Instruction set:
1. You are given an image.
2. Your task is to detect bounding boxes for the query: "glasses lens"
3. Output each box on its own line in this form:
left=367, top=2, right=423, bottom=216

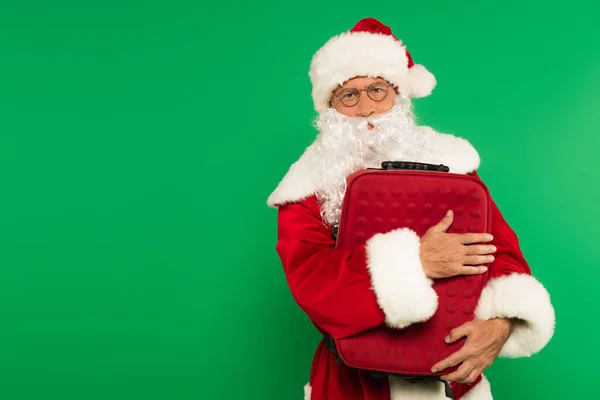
left=368, top=83, right=389, bottom=101
left=338, top=89, right=360, bottom=106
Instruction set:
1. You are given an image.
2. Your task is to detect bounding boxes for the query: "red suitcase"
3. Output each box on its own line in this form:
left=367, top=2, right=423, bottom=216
left=328, top=161, right=492, bottom=381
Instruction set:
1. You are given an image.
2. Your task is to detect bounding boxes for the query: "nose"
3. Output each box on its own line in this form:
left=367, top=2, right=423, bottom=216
left=357, top=96, right=376, bottom=117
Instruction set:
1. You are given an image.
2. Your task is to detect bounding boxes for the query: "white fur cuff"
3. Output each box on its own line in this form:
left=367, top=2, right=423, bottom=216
left=475, top=273, right=555, bottom=357
left=365, top=228, right=438, bottom=329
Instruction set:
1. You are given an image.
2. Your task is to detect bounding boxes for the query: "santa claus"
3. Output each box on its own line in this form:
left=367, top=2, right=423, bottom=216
left=266, top=17, right=555, bottom=400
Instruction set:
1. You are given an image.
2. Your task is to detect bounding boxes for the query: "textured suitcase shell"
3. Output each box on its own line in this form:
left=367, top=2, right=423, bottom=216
left=334, top=167, right=492, bottom=378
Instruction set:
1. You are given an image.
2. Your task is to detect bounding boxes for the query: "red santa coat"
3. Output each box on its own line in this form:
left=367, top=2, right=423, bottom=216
left=267, top=126, right=555, bottom=400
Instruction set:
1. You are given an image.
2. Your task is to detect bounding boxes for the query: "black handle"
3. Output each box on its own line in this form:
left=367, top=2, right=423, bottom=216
left=381, top=161, right=449, bottom=172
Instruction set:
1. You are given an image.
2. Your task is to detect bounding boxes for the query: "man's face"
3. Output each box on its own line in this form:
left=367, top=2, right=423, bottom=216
left=330, top=77, right=396, bottom=118
left=314, top=80, right=416, bottom=226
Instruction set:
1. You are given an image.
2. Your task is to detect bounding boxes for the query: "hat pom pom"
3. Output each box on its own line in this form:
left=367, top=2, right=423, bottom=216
left=407, top=64, right=437, bottom=98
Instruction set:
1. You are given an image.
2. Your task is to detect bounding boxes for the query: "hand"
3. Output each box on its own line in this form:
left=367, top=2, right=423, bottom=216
left=420, top=210, right=496, bottom=279
left=430, top=318, right=513, bottom=384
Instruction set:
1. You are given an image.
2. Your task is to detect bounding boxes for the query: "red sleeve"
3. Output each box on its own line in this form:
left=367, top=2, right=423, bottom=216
left=275, top=196, right=439, bottom=339
left=488, top=198, right=532, bottom=278
left=472, top=172, right=556, bottom=357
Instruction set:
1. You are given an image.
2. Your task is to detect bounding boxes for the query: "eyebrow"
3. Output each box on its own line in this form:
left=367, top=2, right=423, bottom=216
left=337, top=80, right=386, bottom=92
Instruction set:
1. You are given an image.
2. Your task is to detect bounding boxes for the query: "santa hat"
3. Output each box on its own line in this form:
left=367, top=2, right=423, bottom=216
left=309, top=17, right=437, bottom=113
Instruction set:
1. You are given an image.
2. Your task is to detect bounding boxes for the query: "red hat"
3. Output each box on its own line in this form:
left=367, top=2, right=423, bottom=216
left=309, top=17, right=436, bottom=113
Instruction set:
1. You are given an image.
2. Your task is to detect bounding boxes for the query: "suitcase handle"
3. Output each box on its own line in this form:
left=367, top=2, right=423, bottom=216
left=381, top=161, right=450, bottom=172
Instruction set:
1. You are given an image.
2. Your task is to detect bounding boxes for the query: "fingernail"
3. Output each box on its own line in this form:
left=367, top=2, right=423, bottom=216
left=481, top=267, right=488, bottom=273
left=491, top=246, right=497, bottom=252
left=431, top=368, right=438, bottom=373
left=447, top=210, right=452, bottom=217
left=488, top=256, right=495, bottom=262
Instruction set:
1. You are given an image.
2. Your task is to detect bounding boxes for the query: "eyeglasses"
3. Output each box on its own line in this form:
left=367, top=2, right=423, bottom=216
left=332, top=81, right=393, bottom=107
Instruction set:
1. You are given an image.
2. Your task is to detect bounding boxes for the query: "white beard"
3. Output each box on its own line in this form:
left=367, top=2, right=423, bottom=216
left=310, top=102, right=426, bottom=227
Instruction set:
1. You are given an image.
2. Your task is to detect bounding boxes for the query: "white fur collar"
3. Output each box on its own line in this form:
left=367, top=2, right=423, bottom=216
left=266, top=125, right=480, bottom=208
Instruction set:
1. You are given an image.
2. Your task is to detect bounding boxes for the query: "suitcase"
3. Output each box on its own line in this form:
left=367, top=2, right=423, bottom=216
left=328, top=161, right=492, bottom=385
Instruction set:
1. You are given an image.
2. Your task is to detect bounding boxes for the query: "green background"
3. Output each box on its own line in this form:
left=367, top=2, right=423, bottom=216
left=0, top=1, right=597, bottom=399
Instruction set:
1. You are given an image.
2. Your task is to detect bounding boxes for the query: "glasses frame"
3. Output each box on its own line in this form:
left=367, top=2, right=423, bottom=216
left=332, top=81, right=395, bottom=107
